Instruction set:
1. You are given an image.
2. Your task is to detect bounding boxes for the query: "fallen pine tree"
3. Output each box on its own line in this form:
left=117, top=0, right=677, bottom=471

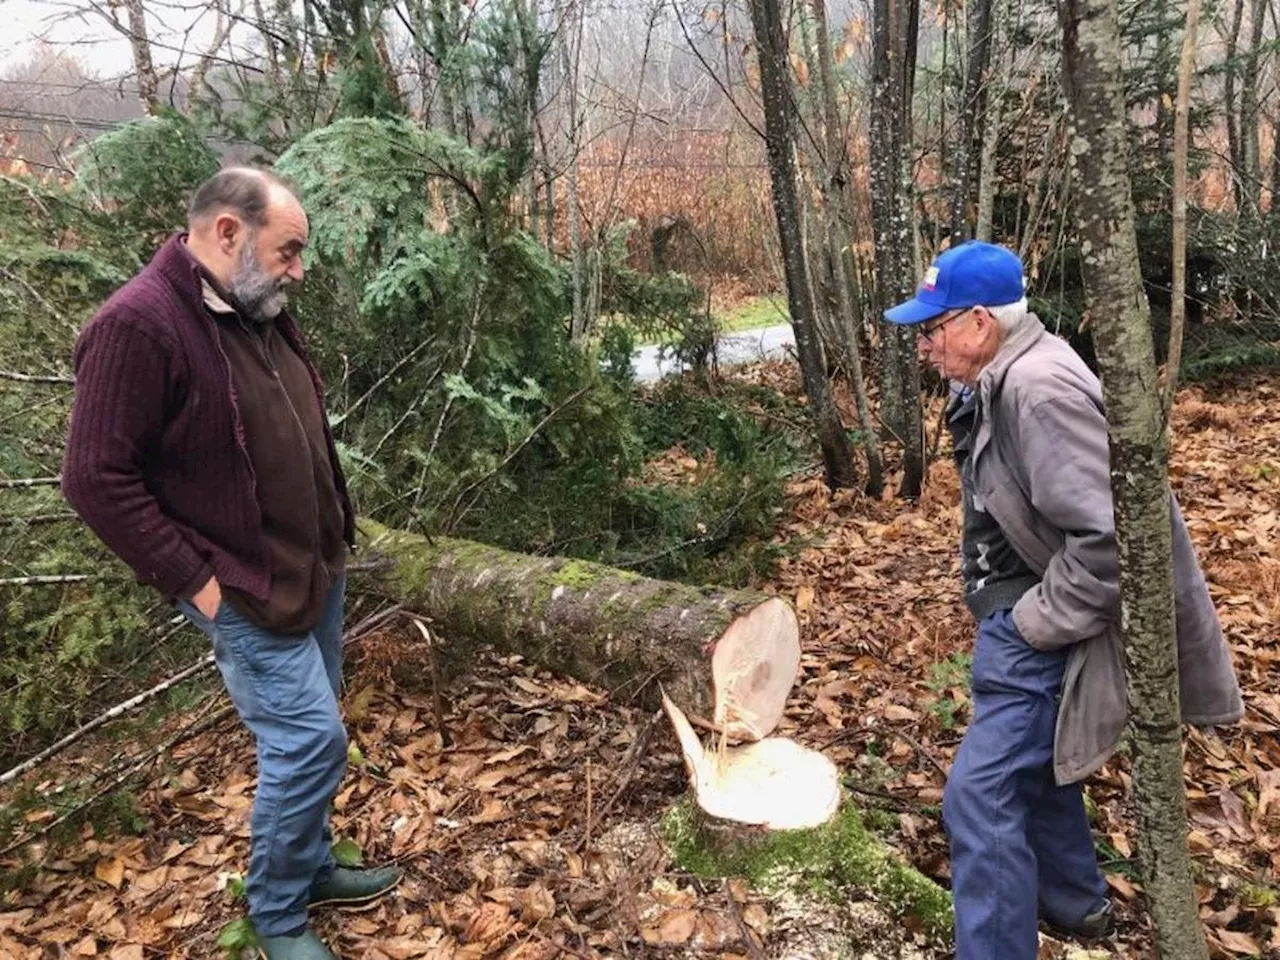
left=359, top=520, right=800, bottom=735
left=360, top=520, right=953, bottom=943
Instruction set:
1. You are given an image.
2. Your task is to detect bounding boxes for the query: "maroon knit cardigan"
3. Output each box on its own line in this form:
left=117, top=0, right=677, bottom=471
left=62, top=234, right=355, bottom=601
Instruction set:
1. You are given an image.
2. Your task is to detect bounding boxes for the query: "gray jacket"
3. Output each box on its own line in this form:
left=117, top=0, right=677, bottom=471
left=968, top=317, right=1243, bottom=784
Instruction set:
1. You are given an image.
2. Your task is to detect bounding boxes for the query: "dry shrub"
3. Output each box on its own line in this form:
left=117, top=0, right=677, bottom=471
left=1179, top=399, right=1241, bottom=432
left=574, top=130, right=776, bottom=287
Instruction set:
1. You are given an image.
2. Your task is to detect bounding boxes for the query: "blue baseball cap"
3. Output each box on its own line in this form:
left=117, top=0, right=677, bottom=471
left=884, top=240, right=1026, bottom=325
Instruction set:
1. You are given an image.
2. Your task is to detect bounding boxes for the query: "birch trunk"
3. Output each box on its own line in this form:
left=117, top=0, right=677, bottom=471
left=123, top=0, right=162, bottom=114
left=1058, top=0, right=1209, bottom=954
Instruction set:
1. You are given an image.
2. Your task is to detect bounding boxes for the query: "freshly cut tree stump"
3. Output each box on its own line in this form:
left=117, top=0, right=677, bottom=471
left=657, top=613, right=952, bottom=944
left=663, top=690, right=841, bottom=862
left=360, top=520, right=799, bottom=724
left=665, top=692, right=840, bottom=827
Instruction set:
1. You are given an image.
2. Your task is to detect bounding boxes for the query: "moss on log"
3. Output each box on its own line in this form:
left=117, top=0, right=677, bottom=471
left=662, top=797, right=954, bottom=941
left=359, top=520, right=791, bottom=718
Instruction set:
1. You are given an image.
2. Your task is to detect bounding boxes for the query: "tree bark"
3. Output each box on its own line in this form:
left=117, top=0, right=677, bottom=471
left=1058, top=0, right=1210, bottom=956
left=360, top=522, right=800, bottom=726
left=559, top=0, right=588, bottom=340
left=810, top=0, right=885, bottom=496
left=949, top=0, right=994, bottom=243
left=123, top=0, right=162, bottom=114
left=1165, top=0, right=1200, bottom=419
left=1224, top=0, right=1245, bottom=210
left=1240, top=0, right=1266, bottom=213
left=870, top=0, right=925, bottom=498
left=975, top=0, right=1013, bottom=243
left=746, top=0, right=858, bottom=489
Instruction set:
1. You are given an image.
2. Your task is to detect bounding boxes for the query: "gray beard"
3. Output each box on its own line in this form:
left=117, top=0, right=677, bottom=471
left=228, top=242, right=289, bottom=323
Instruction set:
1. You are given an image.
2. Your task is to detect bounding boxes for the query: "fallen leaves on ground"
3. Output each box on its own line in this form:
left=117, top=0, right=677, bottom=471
left=3, top=366, right=1280, bottom=959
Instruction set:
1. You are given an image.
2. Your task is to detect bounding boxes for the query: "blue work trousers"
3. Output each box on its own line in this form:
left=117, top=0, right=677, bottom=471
left=180, top=578, right=347, bottom=937
left=942, top=609, right=1108, bottom=959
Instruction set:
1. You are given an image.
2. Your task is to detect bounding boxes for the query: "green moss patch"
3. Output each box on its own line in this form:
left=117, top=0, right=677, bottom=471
left=661, top=797, right=953, bottom=941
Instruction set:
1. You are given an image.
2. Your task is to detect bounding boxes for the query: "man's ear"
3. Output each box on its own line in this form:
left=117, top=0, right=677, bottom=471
left=213, top=212, right=243, bottom=255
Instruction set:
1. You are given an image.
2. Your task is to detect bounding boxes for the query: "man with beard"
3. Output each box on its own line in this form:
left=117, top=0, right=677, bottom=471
left=882, top=240, right=1242, bottom=959
left=63, top=167, right=401, bottom=959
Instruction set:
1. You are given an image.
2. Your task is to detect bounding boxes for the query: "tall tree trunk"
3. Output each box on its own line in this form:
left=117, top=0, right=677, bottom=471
left=746, top=0, right=858, bottom=489
left=975, top=0, right=1013, bottom=242
left=810, top=0, right=884, bottom=495
left=949, top=0, right=994, bottom=243
left=1165, top=0, right=1200, bottom=415
left=974, top=81, right=1003, bottom=243
left=123, top=0, right=162, bottom=114
left=1225, top=0, right=1246, bottom=210
left=559, top=0, right=587, bottom=340
left=192, top=0, right=237, bottom=109
left=429, top=0, right=462, bottom=137
left=1058, top=0, right=1210, bottom=956
left=1271, top=0, right=1280, bottom=205
left=870, top=0, right=925, bottom=498
left=1241, top=0, right=1266, bottom=213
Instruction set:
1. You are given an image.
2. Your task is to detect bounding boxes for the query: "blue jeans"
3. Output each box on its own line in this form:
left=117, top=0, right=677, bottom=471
left=942, top=609, right=1107, bottom=959
left=179, top=578, right=347, bottom=937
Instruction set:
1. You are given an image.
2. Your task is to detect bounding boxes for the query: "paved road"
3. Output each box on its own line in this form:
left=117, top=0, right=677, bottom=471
left=632, top=323, right=796, bottom=382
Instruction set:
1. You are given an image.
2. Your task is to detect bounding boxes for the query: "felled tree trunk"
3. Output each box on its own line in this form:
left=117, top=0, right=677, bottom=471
left=365, top=521, right=953, bottom=942
left=361, top=521, right=799, bottom=733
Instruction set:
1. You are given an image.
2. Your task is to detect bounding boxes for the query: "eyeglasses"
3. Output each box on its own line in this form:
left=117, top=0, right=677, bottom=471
left=916, top=308, right=970, bottom=344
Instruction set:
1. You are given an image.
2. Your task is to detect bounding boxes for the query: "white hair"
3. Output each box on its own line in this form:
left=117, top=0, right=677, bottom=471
left=987, top=297, right=1030, bottom=334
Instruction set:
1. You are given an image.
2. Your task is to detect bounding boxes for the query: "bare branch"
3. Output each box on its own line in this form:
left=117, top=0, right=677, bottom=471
left=0, top=512, right=79, bottom=527
left=0, top=574, right=93, bottom=586
left=670, top=0, right=765, bottom=140
left=0, top=654, right=215, bottom=786
left=0, top=476, right=62, bottom=489
left=0, top=370, right=74, bottom=385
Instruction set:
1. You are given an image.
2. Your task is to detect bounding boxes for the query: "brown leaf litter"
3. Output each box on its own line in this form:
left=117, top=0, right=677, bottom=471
left=4, top=366, right=1280, bottom=959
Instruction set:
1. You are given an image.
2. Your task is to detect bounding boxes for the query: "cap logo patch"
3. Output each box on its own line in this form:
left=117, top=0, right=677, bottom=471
left=921, top=266, right=940, bottom=291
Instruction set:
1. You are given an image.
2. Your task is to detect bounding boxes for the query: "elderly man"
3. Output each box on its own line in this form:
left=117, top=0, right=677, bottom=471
left=884, top=240, right=1243, bottom=959
left=63, top=167, right=400, bottom=959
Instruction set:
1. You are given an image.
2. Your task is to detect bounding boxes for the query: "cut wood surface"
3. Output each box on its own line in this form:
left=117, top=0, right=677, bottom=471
left=663, top=692, right=840, bottom=833
left=360, top=520, right=800, bottom=729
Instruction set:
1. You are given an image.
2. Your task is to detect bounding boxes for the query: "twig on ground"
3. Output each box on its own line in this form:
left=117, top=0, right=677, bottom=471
left=0, top=476, right=61, bottom=489
left=2, top=603, right=404, bottom=794
left=0, top=698, right=236, bottom=857
left=724, top=882, right=767, bottom=960
left=0, top=512, right=78, bottom=527
left=0, top=574, right=94, bottom=586
left=0, top=370, right=74, bottom=385
left=894, top=729, right=950, bottom=780
left=0, top=654, right=216, bottom=786
left=411, top=617, right=450, bottom=745
left=531, top=929, right=596, bottom=960
left=573, top=709, right=664, bottom=853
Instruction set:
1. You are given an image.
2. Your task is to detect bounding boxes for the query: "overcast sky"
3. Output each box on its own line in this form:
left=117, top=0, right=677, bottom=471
left=2, top=0, right=225, bottom=79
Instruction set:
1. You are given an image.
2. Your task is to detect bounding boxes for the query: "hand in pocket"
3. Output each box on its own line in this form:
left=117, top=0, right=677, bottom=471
left=192, top=576, right=222, bottom=620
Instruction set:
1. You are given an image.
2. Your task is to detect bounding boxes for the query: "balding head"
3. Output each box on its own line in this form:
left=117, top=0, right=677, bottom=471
left=187, top=166, right=297, bottom=230
left=184, top=166, right=309, bottom=322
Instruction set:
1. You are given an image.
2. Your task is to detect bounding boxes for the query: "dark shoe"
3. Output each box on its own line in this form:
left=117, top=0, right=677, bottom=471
left=258, top=927, right=335, bottom=960
left=1044, top=899, right=1116, bottom=941
left=308, top=865, right=403, bottom=910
